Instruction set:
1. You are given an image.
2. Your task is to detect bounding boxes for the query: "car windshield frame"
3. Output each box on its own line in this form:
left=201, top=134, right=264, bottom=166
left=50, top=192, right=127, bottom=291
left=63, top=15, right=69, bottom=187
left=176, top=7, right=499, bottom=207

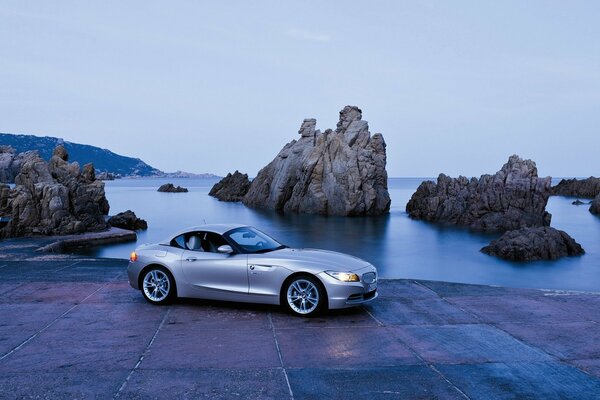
left=223, top=227, right=287, bottom=254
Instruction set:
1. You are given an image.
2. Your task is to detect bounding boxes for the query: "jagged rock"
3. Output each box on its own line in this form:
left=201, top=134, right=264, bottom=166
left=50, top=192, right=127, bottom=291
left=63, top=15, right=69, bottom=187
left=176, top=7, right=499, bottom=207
left=481, top=227, right=585, bottom=261
left=243, top=106, right=391, bottom=216
left=108, top=210, right=148, bottom=230
left=0, top=146, right=27, bottom=183
left=406, top=155, right=552, bottom=232
left=552, top=177, right=600, bottom=198
left=209, top=171, right=251, bottom=202
left=590, top=194, right=600, bottom=215
left=0, top=147, right=109, bottom=238
left=157, top=183, right=188, bottom=193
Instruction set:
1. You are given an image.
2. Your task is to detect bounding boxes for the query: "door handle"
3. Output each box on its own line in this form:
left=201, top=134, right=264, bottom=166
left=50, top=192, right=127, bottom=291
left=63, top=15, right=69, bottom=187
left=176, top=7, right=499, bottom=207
left=186, top=257, right=198, bottom=262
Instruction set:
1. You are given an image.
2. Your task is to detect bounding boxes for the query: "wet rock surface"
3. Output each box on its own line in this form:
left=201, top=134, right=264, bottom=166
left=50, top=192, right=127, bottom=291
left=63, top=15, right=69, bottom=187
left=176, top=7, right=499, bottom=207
left=0, top=145, right=110, bottom=238
left=590, top=194, right=600, bottom=215
left=406, top=155, right=552, bottom=232
left=481, top=227, right=585, bottom=261
left=552, top=177, right=600, bottom=198
left=157, top=183, right=188, bottom=193
left=209, top=171, right=251, bottom=202
left=243, top=106, right=391, bottom=216
left=108, top=210, right=148, bottom=230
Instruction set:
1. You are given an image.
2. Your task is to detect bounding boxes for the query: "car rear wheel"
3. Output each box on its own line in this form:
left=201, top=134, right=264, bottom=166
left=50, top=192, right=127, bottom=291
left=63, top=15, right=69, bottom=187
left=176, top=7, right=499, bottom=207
left=141, top=267, right=175, bottom=305
left=284, top=276, right=324, bottom=317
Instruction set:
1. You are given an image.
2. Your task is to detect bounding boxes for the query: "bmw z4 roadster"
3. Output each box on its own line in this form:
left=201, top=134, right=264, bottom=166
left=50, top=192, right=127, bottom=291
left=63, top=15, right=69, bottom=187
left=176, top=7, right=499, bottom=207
left=127, top=224, right=378, bottom=316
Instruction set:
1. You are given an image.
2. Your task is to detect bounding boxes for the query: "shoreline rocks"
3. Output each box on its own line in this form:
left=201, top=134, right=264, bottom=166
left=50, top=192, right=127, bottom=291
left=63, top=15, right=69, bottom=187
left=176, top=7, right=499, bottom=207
left=243, top=106, right=391, bottom=216
left=108, top=210, right=148, bottom=231
left=481, top=227, right=585, bottom=261
left=157, top=183, right=188, bottom=193
left=590, top=194, right=600, bottom=215
left=0, top=146, right=110, bottom=238
left=406, top=155, right=552, bottom=232
left=552, top=177, right=600, bottom=198
left=209, top=171, right=251, bottom=202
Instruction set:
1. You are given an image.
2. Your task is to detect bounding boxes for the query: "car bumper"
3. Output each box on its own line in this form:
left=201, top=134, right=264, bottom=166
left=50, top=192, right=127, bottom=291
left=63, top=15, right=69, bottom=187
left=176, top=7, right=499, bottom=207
left=317, top=267, right=378, bottom=309
left=127, top=261, right=143, bottom=290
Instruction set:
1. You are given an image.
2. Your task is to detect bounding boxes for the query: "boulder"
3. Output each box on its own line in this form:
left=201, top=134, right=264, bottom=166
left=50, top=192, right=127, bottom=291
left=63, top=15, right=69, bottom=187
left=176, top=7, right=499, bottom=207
left=209, top=171, right=251, bottom=202
left=481, top=227, right=585, bottom=261
left=242, top=106, right=391, bottom=216
left=157, top=183, right=188, bottom=193
left=406, top=155, right=552, bottom=232
left=552, top=177, right=600, bottom=198
left=0, top=146, right=26, bottom=183
left=0, top=147, right=109, bottom=238
left=108, top=210, right=148, bottom=230
left=590, top=194, right=600, bottom=215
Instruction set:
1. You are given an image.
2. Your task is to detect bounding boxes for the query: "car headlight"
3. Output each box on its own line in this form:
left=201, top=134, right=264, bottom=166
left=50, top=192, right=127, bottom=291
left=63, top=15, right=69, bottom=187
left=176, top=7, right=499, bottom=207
left=325, top=271, right=360, bottom=282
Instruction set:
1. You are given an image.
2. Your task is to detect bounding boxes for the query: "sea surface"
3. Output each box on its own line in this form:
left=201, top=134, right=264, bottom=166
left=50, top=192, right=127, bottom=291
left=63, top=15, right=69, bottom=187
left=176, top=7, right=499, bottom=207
left=78, top=178, right=600, bottom=292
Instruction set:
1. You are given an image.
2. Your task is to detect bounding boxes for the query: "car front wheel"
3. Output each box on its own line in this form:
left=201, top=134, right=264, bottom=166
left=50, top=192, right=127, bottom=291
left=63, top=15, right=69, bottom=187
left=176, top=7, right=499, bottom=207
left=141, top=267, right=175, bottom=305
left=283, top=276, right=324, bottom=317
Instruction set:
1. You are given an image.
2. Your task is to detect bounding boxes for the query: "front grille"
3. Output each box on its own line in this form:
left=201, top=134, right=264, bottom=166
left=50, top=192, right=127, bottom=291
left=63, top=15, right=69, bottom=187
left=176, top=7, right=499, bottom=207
left=362, top=272, right=376, bottom=284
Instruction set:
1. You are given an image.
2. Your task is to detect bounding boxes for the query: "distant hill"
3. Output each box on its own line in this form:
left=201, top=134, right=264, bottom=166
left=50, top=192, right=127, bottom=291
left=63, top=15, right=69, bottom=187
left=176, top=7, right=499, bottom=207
left=0, top=133, right=218, bottom=179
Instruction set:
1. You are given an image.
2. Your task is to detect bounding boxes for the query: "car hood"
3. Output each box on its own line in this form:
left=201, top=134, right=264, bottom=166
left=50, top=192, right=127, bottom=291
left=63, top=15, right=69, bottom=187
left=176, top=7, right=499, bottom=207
left=250, top=248, right=372, bottom=272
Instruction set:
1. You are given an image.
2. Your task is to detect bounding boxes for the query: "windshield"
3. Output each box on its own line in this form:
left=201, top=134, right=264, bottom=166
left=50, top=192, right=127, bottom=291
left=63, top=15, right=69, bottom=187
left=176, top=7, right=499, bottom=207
left=224, top=227, right=286, bottom=254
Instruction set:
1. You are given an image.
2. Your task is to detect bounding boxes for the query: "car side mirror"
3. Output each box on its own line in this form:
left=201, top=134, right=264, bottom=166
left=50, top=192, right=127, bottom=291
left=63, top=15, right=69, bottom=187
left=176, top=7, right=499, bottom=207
left=217, top=245, right=233, bottom=254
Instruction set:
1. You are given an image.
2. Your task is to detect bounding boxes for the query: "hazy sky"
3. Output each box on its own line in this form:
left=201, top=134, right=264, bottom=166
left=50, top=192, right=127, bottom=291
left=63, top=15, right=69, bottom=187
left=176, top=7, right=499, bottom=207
left=1, top=1, right=599, bottom=177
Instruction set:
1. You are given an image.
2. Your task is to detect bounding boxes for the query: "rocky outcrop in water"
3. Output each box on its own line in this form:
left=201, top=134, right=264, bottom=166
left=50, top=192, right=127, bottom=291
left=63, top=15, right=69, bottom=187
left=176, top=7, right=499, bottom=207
left=552, top=177, right=600, bottom=198
left=481, top=227, right=585, bottom=261
left=590, top=194, right=600, bottom=215
left=108, top=210, right=148, bottom=230
left=0, top=146, right=27, bottom=183
left=209, top=171, right=251, bottom=202
left=0, top=146, right=110, bottom=238
left=406, top=155, right=552, bottom=232
left=157, top=183, right=188, bottom=193
left=243, top=106, right=391, bottom=216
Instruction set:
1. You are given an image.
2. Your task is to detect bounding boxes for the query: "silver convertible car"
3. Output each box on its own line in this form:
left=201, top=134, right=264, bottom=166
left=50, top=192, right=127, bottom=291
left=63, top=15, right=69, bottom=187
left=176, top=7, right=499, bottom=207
left=127, top=224, right=378, bottom=316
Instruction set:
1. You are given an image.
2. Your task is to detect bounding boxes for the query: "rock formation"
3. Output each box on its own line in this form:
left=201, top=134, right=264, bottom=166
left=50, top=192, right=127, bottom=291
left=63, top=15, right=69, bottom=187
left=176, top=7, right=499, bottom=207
left=552, top=177, right=600, bottom=198
left=0, top=146, right=110, bottom=238
left=157, top=183, right=188, bottom=193
left=209, top=171, right=251, bottom=202
left=243, top=106, right=391, bottom=216
left=0, top=146, right=27, bottom=183
left=108, top=210, right=148, bottom=230
left=572, top=199, right=588, bottom=205
left=406, top=155, right=552, bottom=232
left=590, top=194, right=600, bottom=215
left=481, top=227, right=585, bottom=261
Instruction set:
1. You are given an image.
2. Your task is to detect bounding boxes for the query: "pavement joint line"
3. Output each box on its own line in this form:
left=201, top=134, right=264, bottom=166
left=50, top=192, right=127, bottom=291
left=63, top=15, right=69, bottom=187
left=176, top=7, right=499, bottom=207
left=54, top=260, right=83, bottom=272
left=114, top=308, right=171, bottom=398
left=268, top=313, right=295, bottom=400
left=0, top=272, right=125, bottom=363
left=361, top=305, right=384, bottom=326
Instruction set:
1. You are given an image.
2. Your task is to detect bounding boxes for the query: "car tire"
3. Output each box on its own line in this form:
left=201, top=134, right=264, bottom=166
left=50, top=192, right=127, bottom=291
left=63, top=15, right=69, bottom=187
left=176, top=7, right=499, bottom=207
left=283, top=275, right=325, bottom=317
left=141, top=266, right=176, bottom=305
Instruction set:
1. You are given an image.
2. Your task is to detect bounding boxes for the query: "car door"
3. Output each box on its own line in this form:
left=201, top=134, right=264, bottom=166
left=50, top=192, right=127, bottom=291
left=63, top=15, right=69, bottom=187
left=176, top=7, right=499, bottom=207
left=181, top=231, right=249, bottom=299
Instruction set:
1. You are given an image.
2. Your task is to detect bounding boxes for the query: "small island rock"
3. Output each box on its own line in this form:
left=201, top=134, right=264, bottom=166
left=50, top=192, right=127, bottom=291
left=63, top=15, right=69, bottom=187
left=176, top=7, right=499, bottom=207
left=481, top=227, right=585, bottom=261
left=158, top=183, right=188, bottom=193
left=572, top=199, right=586, bottom=205
left=243, top=106, right=391, bottom=216
left=590, top=194, right=600, bottom=215
left=406, top=155, right=552, bottom=232
left=552, top=177, right=600, bottom=198
left=209, top=171, right=251, bottom=202
left=108, top=210, right=148, bottom=230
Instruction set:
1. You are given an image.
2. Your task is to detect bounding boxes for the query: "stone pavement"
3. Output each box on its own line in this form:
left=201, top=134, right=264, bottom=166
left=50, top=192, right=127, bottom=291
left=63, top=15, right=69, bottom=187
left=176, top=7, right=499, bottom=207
left=1, top=255, right=600, bottom=399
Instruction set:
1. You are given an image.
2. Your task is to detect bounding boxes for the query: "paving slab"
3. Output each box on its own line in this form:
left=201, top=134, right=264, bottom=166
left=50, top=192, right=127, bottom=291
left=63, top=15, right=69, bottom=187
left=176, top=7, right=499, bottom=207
left=438, top=361, right=600, bottom=400
left=286, top=366, right=464, bottom=400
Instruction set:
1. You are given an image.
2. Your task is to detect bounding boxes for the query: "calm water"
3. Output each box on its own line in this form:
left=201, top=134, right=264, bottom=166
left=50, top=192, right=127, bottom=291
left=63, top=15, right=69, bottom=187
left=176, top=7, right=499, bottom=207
left=79, top=178, right=600, bottom=292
